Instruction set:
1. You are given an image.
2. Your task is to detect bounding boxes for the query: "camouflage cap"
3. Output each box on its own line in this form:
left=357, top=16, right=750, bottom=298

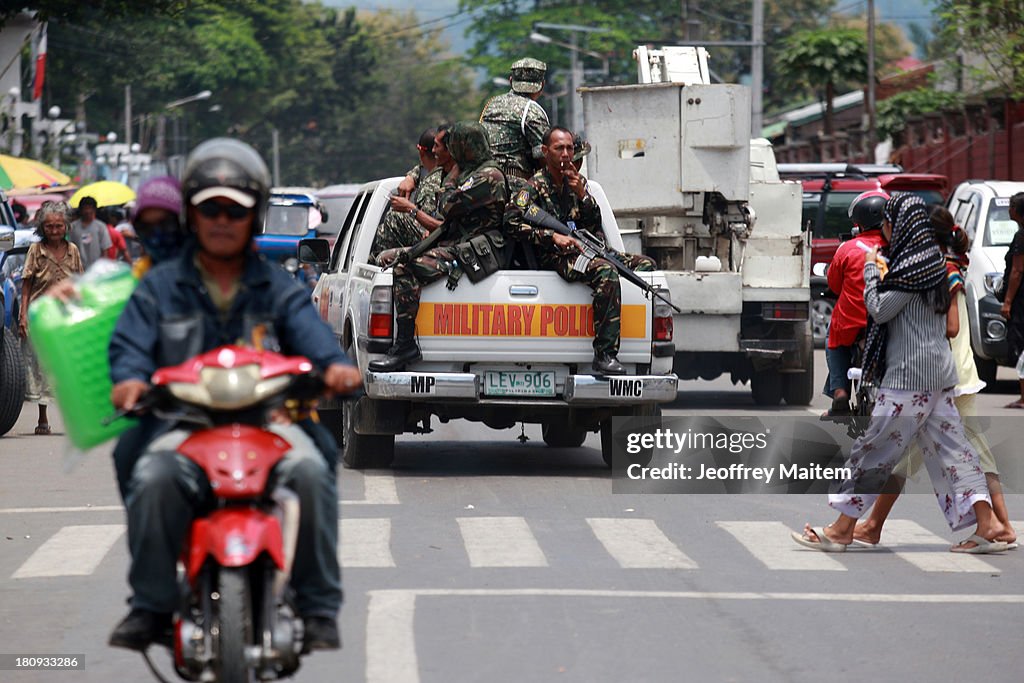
left=510, top=57, right=547, bottom=94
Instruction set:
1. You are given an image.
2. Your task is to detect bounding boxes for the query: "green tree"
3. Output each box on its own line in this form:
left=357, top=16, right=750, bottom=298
left=43, top=1, right=480, bottom=184
left=876, top=87, right=963, bottom=141
left=1, top=1, right=186, bottom=28
left=776, top=27, right=867, bottom=135
left=936, top=0, right=1024, bottom=97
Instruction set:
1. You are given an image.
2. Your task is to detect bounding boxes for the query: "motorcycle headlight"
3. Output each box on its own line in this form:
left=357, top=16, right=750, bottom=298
left=167, top=364, right=292, bottom=410
left=983, top=272, right=1003, bottom=295
left=283, top=257, right=299, bottom=273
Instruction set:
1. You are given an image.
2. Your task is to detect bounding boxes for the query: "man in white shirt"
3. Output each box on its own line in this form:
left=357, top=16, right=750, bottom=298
left=69, top=195, right=112, bottom=269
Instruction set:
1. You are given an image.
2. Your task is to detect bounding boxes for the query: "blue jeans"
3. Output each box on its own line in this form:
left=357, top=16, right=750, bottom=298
left=124, top=423, right=341, bottom=618
left=823, top=344, right=855, bottom=398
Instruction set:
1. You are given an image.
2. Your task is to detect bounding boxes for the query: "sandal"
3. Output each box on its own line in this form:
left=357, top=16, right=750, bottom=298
left=34, top=424, right=51, bottom=435
left=950, top=534, right=1008, bottom=554
left=791, top=525, right=849, bottom=553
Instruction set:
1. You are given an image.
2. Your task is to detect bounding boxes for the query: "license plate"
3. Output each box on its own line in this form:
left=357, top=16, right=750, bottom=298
left=483, top=371, right=556, bottom=397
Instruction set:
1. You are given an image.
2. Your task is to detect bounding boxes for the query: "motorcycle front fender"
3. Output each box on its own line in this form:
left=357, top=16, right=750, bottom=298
left=187, top=508, right=285, bottom=582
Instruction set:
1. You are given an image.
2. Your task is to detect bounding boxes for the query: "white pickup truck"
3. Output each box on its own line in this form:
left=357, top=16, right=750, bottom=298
left=301, top=177, right=678, bottom=469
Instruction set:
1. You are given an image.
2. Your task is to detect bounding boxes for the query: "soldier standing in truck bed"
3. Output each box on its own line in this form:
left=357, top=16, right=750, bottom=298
left=479, top=58, right=550, bottom=181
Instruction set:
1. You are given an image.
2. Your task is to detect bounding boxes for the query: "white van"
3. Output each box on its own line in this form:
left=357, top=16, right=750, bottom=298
left=948, top=180, right=1024, bottom=384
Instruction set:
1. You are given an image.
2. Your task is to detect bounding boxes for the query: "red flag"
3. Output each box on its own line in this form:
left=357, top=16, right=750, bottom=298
left=32, top=23, right=46, bottom=101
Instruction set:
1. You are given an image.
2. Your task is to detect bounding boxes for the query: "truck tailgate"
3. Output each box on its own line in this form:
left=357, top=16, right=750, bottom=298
left=413, top=270, right=655, bottom=364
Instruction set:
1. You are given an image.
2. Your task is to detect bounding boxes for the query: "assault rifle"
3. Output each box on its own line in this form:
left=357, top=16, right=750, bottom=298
left=521, top=204, right=682, bottom=313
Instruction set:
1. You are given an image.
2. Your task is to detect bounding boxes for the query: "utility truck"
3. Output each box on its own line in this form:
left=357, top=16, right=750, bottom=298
left=580, top=46, right=812, bottom=405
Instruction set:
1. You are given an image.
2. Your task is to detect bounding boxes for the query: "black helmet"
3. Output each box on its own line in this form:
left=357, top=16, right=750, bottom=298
left=182, top=137, right=270, bottom=230
left=848, top=190, right=889, bottom=230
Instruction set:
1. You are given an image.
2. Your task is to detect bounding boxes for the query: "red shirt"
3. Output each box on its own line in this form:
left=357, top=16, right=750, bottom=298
left=826, top=230, right=888, bottom=348
left=106, top=224, right=128, bottom=260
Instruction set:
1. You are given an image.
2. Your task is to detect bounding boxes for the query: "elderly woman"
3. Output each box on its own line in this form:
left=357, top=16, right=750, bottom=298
left=791, top=193, right=1007, bottom=554
left=18, top=201, right=84, bottom=434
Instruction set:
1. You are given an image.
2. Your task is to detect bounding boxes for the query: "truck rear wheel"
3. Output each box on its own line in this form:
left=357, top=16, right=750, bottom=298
left=601, top=404, right=660, bottom=468
left=750, top=370, right=783, bottom=406
left=341, top=398, right=395, bottom=469
left=542, top=422, right=588, bottom=448
left=782, top=366, right=814, bottom=406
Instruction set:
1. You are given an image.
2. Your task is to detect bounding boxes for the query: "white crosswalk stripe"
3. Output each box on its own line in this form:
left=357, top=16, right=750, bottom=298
left=587, top=518, right=697, bottom=569
left=12, top=524, right=125, bottom=579
left=717, top=521, right=847, bottom=571
left=457, top=517, right=548, bottom=567
left=881, top=520, right=1002, bottom=573
left=340, top=518, right=395, bottom=568
left=6, top=518, right=1018, bottom=579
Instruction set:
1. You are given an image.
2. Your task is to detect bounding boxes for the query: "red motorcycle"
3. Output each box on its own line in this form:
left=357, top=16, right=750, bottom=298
left=131, top=345, right=329, bottom=682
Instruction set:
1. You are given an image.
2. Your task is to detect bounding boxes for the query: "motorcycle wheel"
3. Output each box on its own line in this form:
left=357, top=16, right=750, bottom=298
left=216, top=568, right=255, bottom=683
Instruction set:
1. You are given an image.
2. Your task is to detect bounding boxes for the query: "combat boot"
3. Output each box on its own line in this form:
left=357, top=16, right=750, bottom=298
left=369, top=319, right=421, bottom=372
left=592, top=352, right=626, bottom=376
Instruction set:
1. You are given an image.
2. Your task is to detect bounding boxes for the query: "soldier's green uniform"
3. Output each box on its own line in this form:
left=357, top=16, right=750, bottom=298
left=370, top=165, right=446, bottom=263
left=479, top=58, right=550, bottom=180
left=505, top=167, right=655, bottom=358
left=391, top=122, right=510, bottom=324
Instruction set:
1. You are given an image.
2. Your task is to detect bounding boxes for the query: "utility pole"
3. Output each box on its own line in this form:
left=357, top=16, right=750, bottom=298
left=569, top=32, right=582, bottom=133
left=124, top=84, right=131, bottom=151
left=271, top=128, right=280, bottom=187
left=751, top=0, right=764, bottom=138
left=866, top=0, right=877, bottom=159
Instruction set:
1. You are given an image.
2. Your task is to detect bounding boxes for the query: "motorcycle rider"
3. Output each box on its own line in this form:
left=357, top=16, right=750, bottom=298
left=823, top=189, right=889, bottom=413
left=107, top=138, right=360, bottom=652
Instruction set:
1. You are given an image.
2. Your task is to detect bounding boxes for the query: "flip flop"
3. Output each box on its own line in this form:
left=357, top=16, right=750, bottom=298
left=34, top=424, right=51, bottom=435
left=791, top=526, right=849, bottom=553
left=950, top=534, right=1008, bottom=554
left=1003, top=401, right=1024, bottom=410
left=850, top=538, right=880, bottom=549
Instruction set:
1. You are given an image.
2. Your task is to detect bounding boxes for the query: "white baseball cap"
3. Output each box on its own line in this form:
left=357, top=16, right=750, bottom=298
left=190, top=186, right=256, bottom=208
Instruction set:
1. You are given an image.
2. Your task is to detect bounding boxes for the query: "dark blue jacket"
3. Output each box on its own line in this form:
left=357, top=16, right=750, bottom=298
left=110, top=245, right=350, bottom=383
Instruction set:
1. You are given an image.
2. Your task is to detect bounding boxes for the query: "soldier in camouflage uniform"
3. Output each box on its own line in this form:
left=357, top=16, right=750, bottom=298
left=371, top=126, right=456, bottom=263
left=479, top=57, right=550, bottom=181
left=506, top=126, right=655, bottom=376
left=369, top=122, right=511, bottom=372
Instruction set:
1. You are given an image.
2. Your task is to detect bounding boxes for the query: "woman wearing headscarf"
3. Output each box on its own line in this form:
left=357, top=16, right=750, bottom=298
left=792, top=193, right=1007, bottom=554
left=18, top=201, right=84, bottom=434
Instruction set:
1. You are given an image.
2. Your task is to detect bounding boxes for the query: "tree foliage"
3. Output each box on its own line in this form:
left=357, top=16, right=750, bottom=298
left=876, top=87, right=963, bottom=141
left=0, top=1, right=187, bottom=29
left=41, top=1, right=480, bottom=184
left=936, top=0, right=1024, bottom=98
left=776, top=27, right=867, bottom=134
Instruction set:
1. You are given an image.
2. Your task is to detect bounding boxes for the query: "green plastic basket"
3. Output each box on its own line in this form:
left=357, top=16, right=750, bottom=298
left=29, top=268, right=138, bottom=449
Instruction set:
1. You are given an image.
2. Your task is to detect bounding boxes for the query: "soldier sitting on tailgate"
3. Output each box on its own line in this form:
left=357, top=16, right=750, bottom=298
left=479, top=57, right=550, bottom=182
left=505, top=126, right=656, bottom=376
left=371, top=126, right=449, bottom=263
left=369, top=122, right=512, bottom=372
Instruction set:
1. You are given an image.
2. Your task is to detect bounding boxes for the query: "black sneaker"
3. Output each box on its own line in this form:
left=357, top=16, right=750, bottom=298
left=302, top=617, right=341, bottom=653
left=108, top=609, right=173, bottom=651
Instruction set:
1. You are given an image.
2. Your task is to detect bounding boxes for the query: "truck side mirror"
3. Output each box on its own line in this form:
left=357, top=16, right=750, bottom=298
left=298, top=238, right=330, bottom=265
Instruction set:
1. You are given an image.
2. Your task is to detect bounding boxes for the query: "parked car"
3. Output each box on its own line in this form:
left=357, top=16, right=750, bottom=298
left=947, top=180, right=1024, bottom=385
left=314, top=183, right=360, bottom=247
left=791, top=167, right=948, bottom=346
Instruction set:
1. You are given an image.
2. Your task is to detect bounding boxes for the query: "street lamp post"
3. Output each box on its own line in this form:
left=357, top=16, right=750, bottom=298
left=158, top=89, right=212, bottom=168
left=530, top=23, right=609, bottom=133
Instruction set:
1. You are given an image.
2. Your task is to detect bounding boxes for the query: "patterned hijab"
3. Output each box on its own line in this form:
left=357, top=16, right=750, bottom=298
left=447, top=121, right=496, bottom=181
left=861, top=193, right=947, bottom=384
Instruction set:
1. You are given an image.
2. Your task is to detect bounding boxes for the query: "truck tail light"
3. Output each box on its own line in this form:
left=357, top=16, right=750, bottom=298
left=761, top=302, right=808, bottom=321
left=368, top=285, right=393, bottom=338
left=653, top=291, right=674, bottom=342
